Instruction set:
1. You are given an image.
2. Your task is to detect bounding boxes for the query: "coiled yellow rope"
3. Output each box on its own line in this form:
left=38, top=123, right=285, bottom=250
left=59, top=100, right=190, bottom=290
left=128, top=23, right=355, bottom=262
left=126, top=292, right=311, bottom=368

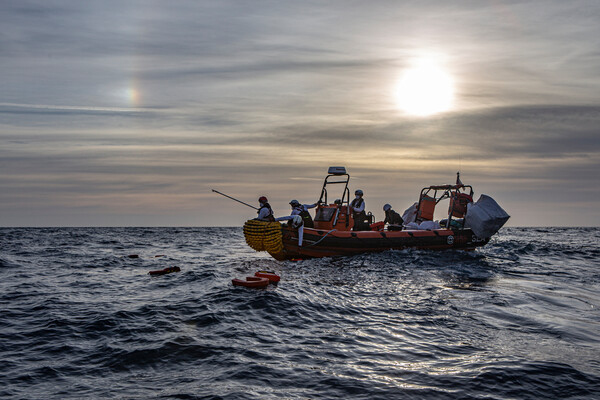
left=243, top=220, right=283, bottom=254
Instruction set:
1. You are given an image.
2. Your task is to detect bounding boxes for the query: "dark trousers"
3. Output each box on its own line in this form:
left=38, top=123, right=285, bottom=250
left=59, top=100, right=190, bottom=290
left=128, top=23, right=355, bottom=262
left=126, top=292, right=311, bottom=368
left=353, top=212, right=369, bottom=231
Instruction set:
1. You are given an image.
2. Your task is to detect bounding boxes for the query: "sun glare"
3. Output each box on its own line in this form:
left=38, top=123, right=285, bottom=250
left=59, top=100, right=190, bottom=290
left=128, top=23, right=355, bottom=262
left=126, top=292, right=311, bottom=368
left=394, top=61, right=454, bottom=116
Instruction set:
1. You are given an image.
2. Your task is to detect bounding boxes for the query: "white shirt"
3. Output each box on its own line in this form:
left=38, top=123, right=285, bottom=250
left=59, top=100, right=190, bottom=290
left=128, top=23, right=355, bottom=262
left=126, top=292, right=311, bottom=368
left=257, top=206, right=273, bottom=221
left=351, top=197, right=365, bottom=213
left=291, top=203, right=317, bottom=216
left=275, top=215, right=303, bottom=228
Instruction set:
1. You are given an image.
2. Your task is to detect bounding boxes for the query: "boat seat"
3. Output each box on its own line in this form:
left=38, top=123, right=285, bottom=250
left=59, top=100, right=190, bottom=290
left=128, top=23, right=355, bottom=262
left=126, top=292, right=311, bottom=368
left=449, top=192, right=473, bottom=218
left=418, top=195, right=436, bottom=221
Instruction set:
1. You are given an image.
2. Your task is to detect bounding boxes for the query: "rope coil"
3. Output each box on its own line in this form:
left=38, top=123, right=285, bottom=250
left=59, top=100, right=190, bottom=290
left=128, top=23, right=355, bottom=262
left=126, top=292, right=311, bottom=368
left=243, top=220, right=283, bottom=254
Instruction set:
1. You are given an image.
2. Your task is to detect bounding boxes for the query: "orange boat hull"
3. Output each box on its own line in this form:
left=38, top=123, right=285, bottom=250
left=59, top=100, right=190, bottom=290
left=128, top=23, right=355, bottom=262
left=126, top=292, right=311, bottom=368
left=268, top=226, right=489, bottom=260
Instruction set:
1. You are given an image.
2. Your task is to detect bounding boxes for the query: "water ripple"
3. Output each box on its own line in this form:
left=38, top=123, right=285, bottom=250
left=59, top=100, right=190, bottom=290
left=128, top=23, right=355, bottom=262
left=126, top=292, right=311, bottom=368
left=0, top=227, right=598, bottom=399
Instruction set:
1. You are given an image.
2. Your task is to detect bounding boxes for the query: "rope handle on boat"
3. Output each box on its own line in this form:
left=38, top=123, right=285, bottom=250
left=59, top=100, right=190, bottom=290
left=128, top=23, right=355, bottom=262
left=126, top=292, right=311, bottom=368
left=303, top=229, right=337, bottom=247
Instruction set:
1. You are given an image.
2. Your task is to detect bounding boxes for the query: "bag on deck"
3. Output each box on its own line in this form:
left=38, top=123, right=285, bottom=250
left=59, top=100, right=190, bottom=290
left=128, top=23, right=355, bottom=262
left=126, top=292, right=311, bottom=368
left=464, top=194, right=510, bottom=238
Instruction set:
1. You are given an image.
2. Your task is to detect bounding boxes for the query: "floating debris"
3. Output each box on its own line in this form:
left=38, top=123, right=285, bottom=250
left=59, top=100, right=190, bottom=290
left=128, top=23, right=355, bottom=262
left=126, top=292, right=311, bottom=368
left=149, top=266, right=181, bottom=276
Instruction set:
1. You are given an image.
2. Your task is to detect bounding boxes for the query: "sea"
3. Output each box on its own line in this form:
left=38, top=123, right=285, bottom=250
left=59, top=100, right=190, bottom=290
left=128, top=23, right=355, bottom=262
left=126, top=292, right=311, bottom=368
left=1, top=227, right=599, bottom=399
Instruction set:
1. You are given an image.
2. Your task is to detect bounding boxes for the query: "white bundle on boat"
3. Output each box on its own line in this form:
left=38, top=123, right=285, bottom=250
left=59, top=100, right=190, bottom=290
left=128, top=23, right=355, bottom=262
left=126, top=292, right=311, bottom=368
left=404, top=220, right=441, bottom=230
left=401, top=202, right=418, bottom=224
left=418, top=220, right=441, bottom=230
left=465, top=194, right=510, bottom=238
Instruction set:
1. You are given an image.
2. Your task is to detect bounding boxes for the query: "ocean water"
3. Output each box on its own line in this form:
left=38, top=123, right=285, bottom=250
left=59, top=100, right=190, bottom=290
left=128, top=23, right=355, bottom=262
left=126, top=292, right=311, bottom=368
left=1, top=227, right=599, bottom=399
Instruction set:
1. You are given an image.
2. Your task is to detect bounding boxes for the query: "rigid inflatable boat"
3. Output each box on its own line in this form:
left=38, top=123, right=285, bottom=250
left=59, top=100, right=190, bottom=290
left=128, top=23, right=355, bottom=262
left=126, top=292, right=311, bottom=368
left=243, top=167, right=509, bottom=260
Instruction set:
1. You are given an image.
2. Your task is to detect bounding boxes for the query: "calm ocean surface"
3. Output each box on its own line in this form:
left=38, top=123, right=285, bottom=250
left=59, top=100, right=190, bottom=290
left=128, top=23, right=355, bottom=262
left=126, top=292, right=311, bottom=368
left=1, top=227, right=599, bottom=399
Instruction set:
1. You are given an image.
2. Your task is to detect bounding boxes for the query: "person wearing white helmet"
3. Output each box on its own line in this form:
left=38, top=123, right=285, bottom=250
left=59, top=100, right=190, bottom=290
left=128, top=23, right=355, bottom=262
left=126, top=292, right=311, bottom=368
left=275, top=214, right=306, bottom=246
left=288, top=199, right=318, bottom=228
left=383, top=203, right=403, bottom=231
left=350, top=189, right=368, bottom=230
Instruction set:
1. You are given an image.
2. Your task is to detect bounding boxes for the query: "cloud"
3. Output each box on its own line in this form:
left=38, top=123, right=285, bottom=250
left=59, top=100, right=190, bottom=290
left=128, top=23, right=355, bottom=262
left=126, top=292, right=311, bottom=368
left=1, top=1, right=600, bottom=226
left=0, top=102, right=159, bottom=114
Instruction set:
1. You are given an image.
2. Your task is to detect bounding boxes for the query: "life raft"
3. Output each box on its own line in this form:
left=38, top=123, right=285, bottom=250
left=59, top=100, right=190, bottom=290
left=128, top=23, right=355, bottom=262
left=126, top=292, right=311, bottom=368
left=254, top=271, right=280, bottom=282
left=232, top=276, right=270, bottom=288
left=149, top=266, right=181, bottom=276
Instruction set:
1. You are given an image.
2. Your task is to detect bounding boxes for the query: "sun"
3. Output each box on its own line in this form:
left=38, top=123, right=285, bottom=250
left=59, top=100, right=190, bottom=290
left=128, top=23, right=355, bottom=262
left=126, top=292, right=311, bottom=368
left=394, top=61, right=454, bottom=116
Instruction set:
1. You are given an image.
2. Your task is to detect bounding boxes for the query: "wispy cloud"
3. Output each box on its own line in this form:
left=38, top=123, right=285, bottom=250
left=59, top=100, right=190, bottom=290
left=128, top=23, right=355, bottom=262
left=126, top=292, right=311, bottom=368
left=1, top=1, right=599, bottom=226
left=0, top=102, right=156, bottom=113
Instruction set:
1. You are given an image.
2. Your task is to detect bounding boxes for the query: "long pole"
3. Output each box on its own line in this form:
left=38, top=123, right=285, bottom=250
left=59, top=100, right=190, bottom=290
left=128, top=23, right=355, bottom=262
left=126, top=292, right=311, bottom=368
left=211, top=189, right=258, bottom=210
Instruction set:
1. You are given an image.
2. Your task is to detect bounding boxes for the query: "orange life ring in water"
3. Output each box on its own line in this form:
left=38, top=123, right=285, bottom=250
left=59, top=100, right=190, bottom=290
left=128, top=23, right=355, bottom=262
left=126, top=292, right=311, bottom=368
left=254, top=271, right=281, bottom=282
left=232, top=276, right=270, bottom=288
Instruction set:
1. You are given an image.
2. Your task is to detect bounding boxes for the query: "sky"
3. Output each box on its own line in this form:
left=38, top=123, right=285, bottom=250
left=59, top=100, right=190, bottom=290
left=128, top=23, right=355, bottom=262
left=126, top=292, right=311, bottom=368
left=1, top=0, right=599, bottom=227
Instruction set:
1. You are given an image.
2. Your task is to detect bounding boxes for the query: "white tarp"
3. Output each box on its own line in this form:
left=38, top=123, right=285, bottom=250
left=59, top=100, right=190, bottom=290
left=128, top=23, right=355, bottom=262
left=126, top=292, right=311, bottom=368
left=404, top=220, right=441, bottom=230
left=419, top=220, right=441, bottom=230
left=465, top=194, right=510, bottom=238
left=401, top=202, right=418, bottom=224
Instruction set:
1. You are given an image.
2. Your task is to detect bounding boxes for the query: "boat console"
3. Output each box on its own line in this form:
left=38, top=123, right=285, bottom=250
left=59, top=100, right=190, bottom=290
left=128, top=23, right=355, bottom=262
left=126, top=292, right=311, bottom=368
left=313, top=167, right=355, bottom=231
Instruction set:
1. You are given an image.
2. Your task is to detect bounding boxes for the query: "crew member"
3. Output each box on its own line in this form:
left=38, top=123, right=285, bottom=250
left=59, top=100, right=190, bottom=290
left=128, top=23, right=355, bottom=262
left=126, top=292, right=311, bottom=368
left=288, top=199, right=317, bottom=228
left=256, top=196, right=275, bottom=222
left=275, top=214, right=304, bottom=246
left=383, top=203, right=403, bottom=231
left=350, top=189, right=368, bottom=231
